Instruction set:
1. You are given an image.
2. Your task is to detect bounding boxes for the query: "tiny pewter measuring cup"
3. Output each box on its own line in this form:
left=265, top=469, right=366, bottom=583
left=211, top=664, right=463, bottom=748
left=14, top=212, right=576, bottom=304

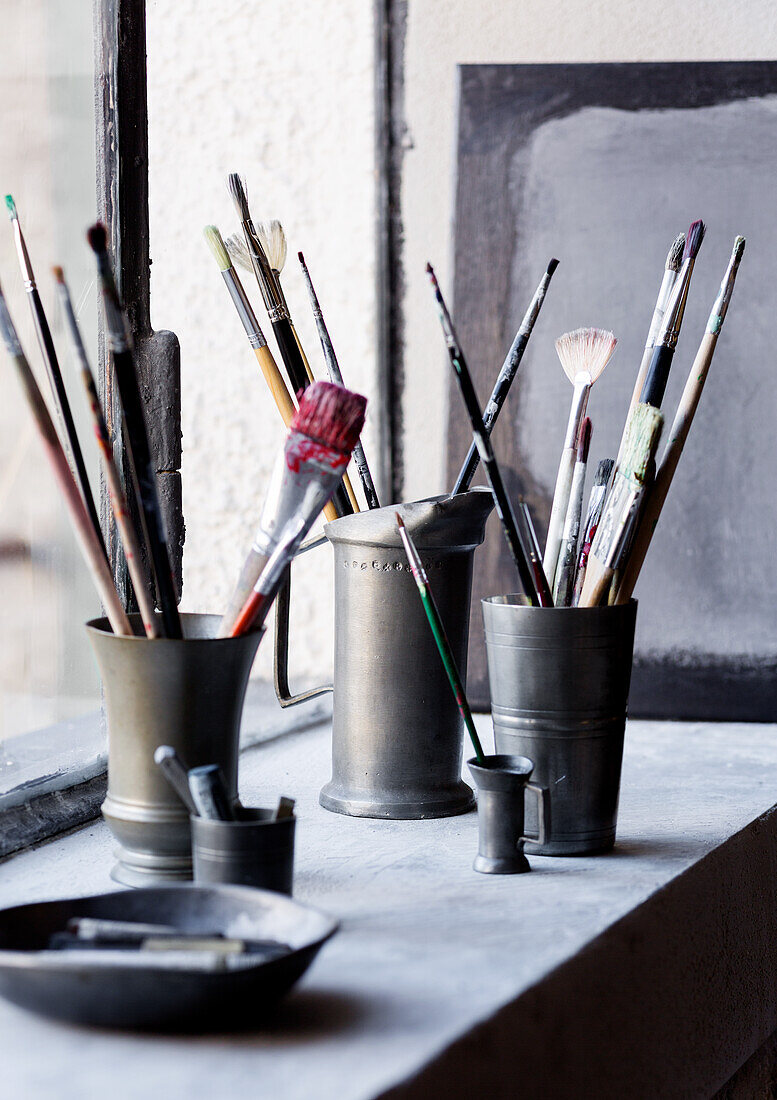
left=468, top=755, right=551, bottom=875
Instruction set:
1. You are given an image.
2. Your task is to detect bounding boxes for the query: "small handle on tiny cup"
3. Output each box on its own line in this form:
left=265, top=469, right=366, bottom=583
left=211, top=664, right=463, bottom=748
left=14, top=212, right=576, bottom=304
left=520, top=783, right=551, bottom=848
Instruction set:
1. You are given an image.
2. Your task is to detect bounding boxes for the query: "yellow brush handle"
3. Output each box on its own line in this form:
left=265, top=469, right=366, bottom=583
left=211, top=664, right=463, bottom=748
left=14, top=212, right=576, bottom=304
left=253, top=343, right=340, bottom=525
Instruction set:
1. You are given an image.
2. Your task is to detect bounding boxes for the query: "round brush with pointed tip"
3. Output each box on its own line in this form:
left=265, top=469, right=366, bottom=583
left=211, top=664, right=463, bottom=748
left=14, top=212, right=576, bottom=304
left=543, top=327, right=617, bottom=585
left=615, top=235, right=745, bottom=604
left=452, top=257, right=559, bottom=496
left=5, top=195, right=107, bottom=563
left=203, top=226, right=340, bottom=539
left=619, top=232, right=684, bottom=449
left=426, top=262, right=550, bottom=606
left=639, top=219, right=706, bottom=409
left=298, top=251, right=380, bottom=509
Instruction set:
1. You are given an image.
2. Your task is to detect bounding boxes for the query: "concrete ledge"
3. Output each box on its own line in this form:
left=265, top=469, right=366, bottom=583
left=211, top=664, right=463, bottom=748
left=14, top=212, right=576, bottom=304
left=1, top=717, right=776, bottom=1099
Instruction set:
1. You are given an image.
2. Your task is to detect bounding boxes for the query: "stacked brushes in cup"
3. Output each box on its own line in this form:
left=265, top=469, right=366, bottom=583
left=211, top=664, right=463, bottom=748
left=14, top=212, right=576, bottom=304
left=427, top=217, right=744, bottom=611
left=0, top=177, right=371, bottom=641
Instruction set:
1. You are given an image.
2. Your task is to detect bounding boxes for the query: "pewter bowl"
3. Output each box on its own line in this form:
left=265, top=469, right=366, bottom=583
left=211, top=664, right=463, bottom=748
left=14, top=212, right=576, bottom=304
left=0, top=884, right=337, bottom=1031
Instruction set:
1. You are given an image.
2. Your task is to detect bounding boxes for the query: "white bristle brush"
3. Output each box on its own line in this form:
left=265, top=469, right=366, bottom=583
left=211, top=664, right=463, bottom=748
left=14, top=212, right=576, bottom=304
left=543, top=327, right=617, bottom=584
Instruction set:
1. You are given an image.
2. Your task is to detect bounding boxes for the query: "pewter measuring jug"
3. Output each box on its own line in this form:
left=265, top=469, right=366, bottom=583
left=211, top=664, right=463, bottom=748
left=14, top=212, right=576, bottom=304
left=274, top=489, right=494, bottom=819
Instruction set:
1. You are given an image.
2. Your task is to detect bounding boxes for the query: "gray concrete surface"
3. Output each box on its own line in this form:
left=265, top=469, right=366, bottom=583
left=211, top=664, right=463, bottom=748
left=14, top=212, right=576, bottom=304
left=2, top=716, right=777, bottom=1098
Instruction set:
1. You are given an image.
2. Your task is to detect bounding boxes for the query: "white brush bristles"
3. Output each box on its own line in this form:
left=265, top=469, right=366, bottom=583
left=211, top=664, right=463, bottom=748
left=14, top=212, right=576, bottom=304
left=225, top=234, right=254, bottom=273
left=554, top=327, right=617, bottom=384
left=257, top=220, right=287, bottom=273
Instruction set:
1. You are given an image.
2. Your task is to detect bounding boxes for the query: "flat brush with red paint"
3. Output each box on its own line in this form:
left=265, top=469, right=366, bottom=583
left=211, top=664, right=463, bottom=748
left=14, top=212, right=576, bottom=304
left=222, top=381, right=367, bottom=637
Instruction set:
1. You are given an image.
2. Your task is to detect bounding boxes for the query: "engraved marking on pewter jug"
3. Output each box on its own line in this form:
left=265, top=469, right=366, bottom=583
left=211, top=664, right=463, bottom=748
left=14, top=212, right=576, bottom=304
left=342, top=557, right=444, bottom=571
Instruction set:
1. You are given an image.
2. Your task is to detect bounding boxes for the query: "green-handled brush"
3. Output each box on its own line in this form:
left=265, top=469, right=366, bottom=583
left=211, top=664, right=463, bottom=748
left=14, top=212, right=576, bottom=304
left=396, top=513, right=485, bottom=763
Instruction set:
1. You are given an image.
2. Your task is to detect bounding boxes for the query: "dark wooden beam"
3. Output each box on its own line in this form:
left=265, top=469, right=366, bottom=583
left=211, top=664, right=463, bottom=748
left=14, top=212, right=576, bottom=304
left=94, top=0, right=183, bottom=605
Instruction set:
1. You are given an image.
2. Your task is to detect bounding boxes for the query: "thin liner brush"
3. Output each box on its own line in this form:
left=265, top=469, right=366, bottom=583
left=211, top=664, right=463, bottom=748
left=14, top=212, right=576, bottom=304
left=614, top=236, right=745, bottom=604
left=426, top=263, right=551, bottom=606
left=226, top=175, right=353, bottom=518
left=452, top=258, right=559, bottom=496
left=0, top=280, right=131, bottom=636
left=543, top=327, right=617, bottom=585
left=553, top=416, right=592, bottom=606
left=396, top=513, right=485, bottom=764
left=203, top=226, right=340, bottom=530
left=298, top=251, right=380, bottom=508
left=87, top=223, right=182, bottom=639
left=619, top=233, right=684, bottom=449
left=5, top=195, right=107, bottom=562
left=53, top=266, right=158, bottom=638
left=572, top=458, right=614, bottom=606
left=639, top=219, right=706, bottom=409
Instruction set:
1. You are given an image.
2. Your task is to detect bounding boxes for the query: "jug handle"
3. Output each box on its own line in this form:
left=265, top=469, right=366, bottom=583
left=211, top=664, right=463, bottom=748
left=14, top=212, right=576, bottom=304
left=521, top=783, right=551, bottom=848
left=273, top=536, right=334, bottom=708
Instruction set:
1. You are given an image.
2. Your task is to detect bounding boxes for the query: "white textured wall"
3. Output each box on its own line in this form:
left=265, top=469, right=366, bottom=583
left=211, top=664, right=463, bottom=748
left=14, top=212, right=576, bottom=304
left=401, top=0, right=777, bottom=501
left=147, top=0, right=775, bottom=681
left=146, top=0, right=377, bottom=682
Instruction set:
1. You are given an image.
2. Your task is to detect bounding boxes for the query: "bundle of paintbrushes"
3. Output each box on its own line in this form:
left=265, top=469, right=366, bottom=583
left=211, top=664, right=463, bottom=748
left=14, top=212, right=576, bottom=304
left=430, top=217, right=745, bottom=610
left=0, top=181, right=370, bottom=643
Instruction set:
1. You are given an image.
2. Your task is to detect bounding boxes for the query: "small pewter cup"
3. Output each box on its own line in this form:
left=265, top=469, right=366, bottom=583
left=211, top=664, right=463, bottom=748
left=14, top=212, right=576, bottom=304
left=468, top=755, right=550, bottom=874
left=191, top=808, right=296, bottom=895
left=482, top=597, right=637, bottom=856
left=87, top=613, right=263, bottom=887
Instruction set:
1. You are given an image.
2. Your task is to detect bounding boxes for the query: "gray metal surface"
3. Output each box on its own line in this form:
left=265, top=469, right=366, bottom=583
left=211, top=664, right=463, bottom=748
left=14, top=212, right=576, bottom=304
left=467, top=755, right=549, bottom=874
left=192, top=809, right=295, bottom=895
left=483, top=597, right=636, bottom=854
left=87, top=613, right=263, bottom=885
left=0, top=885, right=336, bottom=1031
left=318, top=490, right=493, bottom=819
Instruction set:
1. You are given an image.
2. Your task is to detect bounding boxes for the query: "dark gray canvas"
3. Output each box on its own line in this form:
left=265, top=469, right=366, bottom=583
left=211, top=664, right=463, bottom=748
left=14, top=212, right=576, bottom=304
left=450, top=63, right=777, bottom=718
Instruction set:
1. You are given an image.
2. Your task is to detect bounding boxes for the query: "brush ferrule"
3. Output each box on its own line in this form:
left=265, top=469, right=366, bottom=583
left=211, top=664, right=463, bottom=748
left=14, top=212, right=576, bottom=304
left=11, top=222, right=36, bottom=286
left=656, top=260, right=693, bottom=349
left=646, top=268, right=677, bottom=348
left=266, top=304, right=287, bottom=324
left=243, top=222, right=286, bottom=315
left=564, top=378, right=590, bottom=449
left=707, top=248, right=742, bottom=335
left=222, top=270, right=266, bottom=347
left=257, top=431, right=348, bottom=548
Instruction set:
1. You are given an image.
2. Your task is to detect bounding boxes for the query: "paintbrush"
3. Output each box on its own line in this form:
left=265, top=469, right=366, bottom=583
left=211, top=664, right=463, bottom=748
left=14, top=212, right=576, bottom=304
left=578, top=403, right=663, bottom=607
left=226, top=177, right=353, bottom=518
left=0, top=279, right=132, bottom=635
left=298, top=251, right=380, bottom=509
left=618, top=233, right=684, bottom=452
left=226, top=381, right=367, bottom=636
left=426, top=262, right=551, bottom=606
left=614, top=236, right=745, bottom=604
left=571, top=458, right=614, bottom=607
left=87, top=223, right=182, bottom=639
left=53, top=266, right=158, bottom=638
left=5, top=195, right=107, bottom=562
left=203, top=226, right=340, bottom=527
left=553, top=416, right=592, bottom=607
left=543, top=327, right=617, bottom=586
left=396, top=513, right=485, bottom=764
left=451, top=258, right=559, bottom=496
left=638, top=219, right=706, bottom=409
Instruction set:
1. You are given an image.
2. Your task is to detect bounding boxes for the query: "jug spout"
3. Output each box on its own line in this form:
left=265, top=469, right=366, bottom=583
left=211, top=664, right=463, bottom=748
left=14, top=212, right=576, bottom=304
left=323, top=487, right=494, bottom=552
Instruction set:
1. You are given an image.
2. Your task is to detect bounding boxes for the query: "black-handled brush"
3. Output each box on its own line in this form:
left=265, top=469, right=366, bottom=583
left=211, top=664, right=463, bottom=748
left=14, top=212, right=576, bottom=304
left=452, top=257, right=558, bottom=496
left=639, top=219, right=705, bottom=409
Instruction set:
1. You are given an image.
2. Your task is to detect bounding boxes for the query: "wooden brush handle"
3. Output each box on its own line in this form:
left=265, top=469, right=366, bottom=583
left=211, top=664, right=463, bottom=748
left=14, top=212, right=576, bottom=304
left=614, top=332, right=716, bottom=603
left=253, top=345, right=338, bottom=524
